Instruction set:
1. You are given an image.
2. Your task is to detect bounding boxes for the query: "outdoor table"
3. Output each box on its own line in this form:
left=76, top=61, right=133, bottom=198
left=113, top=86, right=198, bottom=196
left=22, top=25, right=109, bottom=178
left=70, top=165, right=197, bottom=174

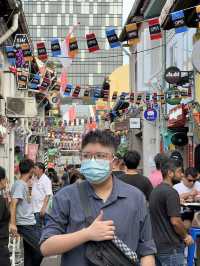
left=181, top=202, right=200, bottom=211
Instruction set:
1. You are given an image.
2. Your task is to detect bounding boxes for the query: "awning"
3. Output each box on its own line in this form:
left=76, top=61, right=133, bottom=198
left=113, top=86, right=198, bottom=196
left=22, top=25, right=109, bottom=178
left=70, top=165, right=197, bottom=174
left=160, top=0, right=200, bottom=30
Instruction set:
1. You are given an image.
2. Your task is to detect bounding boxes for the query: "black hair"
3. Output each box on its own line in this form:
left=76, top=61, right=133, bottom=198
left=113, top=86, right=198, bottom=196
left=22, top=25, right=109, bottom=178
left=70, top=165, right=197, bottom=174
left=154, top=153, right=168, bottom=170
left=161, top=159, right=177, bottom=179
left=123, top=150, right=141, bottom=170
left=19, top=159, right=34, bottom=175
left=82, top=130, right=117, bottom=151
left=0, top=166, right=6, bottom=180
left=185, top=167, right=198, bottom=179
left=170, top=150, right=183, bottom=162
left=48, top=168, right=59, bottom=183
left=35, top=162, right=45, bottom=173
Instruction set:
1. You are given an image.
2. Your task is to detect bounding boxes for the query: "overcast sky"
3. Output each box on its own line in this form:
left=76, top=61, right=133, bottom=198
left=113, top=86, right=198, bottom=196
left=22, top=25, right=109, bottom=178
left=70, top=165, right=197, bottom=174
left=123, top=0, right=134, bottom=23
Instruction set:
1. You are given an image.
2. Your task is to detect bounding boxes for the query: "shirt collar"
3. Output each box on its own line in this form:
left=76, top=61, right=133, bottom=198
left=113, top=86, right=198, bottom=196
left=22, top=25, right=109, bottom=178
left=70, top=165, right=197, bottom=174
left=86, top=176, right=129, bottom=200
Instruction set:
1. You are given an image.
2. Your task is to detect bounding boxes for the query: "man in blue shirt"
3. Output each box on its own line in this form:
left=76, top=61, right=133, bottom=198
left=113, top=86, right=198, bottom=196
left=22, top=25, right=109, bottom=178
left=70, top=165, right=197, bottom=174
left=40, top=130, right=156, bottom=265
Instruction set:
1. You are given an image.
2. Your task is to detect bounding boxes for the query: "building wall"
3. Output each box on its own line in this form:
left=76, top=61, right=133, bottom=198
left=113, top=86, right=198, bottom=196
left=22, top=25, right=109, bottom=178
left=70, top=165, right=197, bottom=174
left=22, top=0, right=123, bottom=87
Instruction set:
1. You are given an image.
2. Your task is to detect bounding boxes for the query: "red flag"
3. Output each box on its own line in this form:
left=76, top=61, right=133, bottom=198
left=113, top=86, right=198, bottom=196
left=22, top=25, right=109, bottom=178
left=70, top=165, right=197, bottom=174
left=68, top=106, right=76, bottom=122
left=148, top=18, right=162, bottom=40
left=60, top=69, right=68, bottom=92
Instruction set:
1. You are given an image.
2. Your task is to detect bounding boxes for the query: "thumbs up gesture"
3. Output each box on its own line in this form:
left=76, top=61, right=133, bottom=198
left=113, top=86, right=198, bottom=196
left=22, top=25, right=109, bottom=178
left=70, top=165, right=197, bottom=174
left=86, top=210, right=115, bottom=242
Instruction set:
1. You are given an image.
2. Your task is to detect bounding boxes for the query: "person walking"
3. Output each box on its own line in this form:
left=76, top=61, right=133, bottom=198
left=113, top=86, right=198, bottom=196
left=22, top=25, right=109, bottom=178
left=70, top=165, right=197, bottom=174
left=0, top=166, right=10, bottom=266
left=10, top=159, right=43, bottom=266
left=32, top=162, right=52, bottom=227
left=149, top=159, right=193, bottom=266
left=149, top=153, right=168, bottom=188
left=40, top=130, right=156, bottom=266
left=121, top=150, right=153, bottom=201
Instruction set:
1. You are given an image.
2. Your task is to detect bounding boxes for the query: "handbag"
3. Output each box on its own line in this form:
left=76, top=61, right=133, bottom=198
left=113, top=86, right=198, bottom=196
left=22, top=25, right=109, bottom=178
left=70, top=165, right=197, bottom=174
left=77, top=182, right=139, bottom=266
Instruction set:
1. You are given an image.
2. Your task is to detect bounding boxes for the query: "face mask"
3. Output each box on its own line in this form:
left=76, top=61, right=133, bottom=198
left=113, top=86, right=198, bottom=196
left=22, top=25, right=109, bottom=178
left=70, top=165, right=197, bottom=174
left=80, top=159, right=111, bottom=184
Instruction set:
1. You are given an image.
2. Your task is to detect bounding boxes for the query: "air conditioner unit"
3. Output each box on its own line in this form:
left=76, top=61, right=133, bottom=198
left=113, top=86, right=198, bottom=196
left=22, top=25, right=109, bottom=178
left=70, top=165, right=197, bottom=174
left=6, top=97, right=37, bottom=118
left=0, top=99, right=5, bottom=116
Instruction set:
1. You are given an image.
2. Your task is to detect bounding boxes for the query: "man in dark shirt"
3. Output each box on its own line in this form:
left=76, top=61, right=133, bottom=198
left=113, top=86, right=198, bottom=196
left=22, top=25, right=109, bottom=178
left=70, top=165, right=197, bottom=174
left=149, top=159, right=193, bottom=266
left=121, top=150, right=153, bottom=201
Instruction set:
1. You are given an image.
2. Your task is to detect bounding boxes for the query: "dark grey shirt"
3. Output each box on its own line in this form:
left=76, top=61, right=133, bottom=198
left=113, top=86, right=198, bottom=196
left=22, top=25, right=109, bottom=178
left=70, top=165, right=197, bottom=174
left=41, top=177, right=156, bottom=265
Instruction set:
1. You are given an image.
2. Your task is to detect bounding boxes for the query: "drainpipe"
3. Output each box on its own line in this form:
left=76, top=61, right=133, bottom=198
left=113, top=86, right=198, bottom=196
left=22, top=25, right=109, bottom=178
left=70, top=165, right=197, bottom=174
left=0, top=12, right=19, bottom=45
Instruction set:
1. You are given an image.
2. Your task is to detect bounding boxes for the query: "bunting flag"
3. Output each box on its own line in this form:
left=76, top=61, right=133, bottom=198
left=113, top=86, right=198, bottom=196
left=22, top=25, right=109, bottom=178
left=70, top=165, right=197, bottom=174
left=112, top=91, right=118, bottom=101
left=93, top=86, right=101, bottom=99
left=171, top=10, right=188, bottom=34
left=51, top=38, right=61, bottom=57
left=60, top=69, right=68, bottom=92
left=21, top=43, right=33, bottom=62
left=39, top=77, right=51, bottom=91
left=86, top=33, right=100, bottom=53
left=152, top=93, right=158, bottom=104
left=72, top=85, right=81, bottom=97
left=17, top=70, right=29, bottom=90
left=5, top=46, right=16, bottom=66
left=84, top=88, right=90, bottom=98
left=148, top=18, right=162, bottom=40
left=160, top=93, right=165, bottom=104
left=15, top=47, right=25, bottom=68
left=126, top=23, right=139, bottom=46
left=69, top=36, right=79, bottom=58
left=106, top=28, right=121, bottom=48
left=136, top=94, right=142, bottom=105
left=64, top=83, right=73, bottom=96
left=196, top=5, right=200, bottom=28
left=145, top=93, right=150, bottom=103
left=37, top=42, right=48, bottom=62
left=30, top=73, right=41, bottom=89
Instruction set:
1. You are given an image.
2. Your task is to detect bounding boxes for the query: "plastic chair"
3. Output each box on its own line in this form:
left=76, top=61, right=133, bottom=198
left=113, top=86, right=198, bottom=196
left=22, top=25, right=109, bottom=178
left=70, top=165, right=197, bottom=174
left=187, top=227, right=200, bottom=266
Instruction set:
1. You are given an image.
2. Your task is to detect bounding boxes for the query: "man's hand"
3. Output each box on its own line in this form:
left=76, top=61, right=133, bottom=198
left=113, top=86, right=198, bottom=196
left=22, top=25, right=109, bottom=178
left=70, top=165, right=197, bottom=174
left=86, top=210, right=115, bottom=242
left=40, top=207, right=46, bottom=217
left=191, top=189, right=198, bottom=197
left=184, top=234, right=194, bottom=246
left=10, top=223, right=19, bottom=237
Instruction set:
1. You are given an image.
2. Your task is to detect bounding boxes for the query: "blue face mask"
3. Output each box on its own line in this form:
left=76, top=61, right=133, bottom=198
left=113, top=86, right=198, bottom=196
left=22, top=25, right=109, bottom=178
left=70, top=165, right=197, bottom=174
left=80, top=159, right=111, bottom=184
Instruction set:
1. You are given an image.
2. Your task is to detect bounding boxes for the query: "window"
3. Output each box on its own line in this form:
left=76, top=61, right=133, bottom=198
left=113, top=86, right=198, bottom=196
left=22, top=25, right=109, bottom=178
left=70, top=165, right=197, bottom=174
left=33, top=14, right=37, bottom=25
left=57, top=15, right=61, bottom=26
left=89, top=15, right=93, bottom=26
left=37, top=2, right=41, bottom=13
left=45, top=2, right=49, bottom=13
left=82, top=2, right=89, bottom=14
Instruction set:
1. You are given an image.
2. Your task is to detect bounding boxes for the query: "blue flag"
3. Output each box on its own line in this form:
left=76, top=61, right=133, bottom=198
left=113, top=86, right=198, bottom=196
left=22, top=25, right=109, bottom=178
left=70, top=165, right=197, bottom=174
left=30, top=73, right=40, bottom=89
left=106, top=28, right=121, bottom=48
left=51, top=38, right=61, bottom=57
left=171, top=10, right=188, bottom=34
left=64, top=83, right=73, bottom=96
left=5, top=46, right=16, bottom=65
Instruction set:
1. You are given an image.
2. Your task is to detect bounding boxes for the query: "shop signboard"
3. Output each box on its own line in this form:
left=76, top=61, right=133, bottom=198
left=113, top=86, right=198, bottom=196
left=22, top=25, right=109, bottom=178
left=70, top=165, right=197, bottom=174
left=144, top=109, right=157, bottom=122
left=129, top=118, right=141, bottom=129
left=168, top=104, right=186, bottom=128
left=114, top=120, right=129, bottom=131
left=26, top=144, right=38, bottom=162
left=165, top=66, right=182, bottom=84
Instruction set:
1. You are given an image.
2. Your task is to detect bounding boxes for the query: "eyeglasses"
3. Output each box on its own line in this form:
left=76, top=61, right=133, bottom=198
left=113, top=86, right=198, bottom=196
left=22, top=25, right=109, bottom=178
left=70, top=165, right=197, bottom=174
left=187, top=179, right=196, bottom=183
left=81, top=152, right=113, bottom=161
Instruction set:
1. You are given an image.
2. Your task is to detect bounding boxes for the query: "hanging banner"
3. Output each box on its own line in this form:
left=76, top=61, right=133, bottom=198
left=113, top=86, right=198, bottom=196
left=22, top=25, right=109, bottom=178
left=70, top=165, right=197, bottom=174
left=112, top=91, right=118, bottom=101
left=26, top=144, right=38, bottom=163
left=86, top=33, right=100, bottom=53
left=196, top=5, right=200, bottom=28
left=106, top=28, right=121, bottom=49
left=148, top=18, right=162, bottom=40
left=125, top=23, right=139, bottom=46
left=17, top=70, right=29, bottom=90
left=30, top=73, right=41, bottom=89
left=15, top=47, right=25, bottom=68
left=37, top=42, right=48, bottom=62
left=64, top=83, right=73, bottom=96
left=69, top=36, right=79, bottom=58
left=51, top=38, right=61, bottom=57
left=5, top=46, right=16, bottom=66
left=72, top=85, right=81, bottom=97
left=13, top=34, right=33, bottom=62
left=171, top=10, right=188, bottom=34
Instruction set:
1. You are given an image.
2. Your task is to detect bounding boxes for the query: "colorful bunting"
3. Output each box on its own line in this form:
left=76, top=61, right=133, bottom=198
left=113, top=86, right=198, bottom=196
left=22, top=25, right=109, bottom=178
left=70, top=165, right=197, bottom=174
left=69, top=36, right=79, bottom=58
left=64, top=83, right=73, bottom=96
left=171, top=10, right=188, bottom=34
left=84, top=88, right=90, bottom=98
left=30, top=73, right=41, bottom=89
left=5, top=46, right=16, bottom=66
left=86, top=33, right=100, bottom=53
left=72, top=85, right=81, bottom=97
left=39, top=77, right=51, bottom=91
left=17, top=70, right=29, bottom=90
left=106, top=28, right=121, bottom=48
left=112, top=91, right=118, bottom=101
left=51, top=38, right=61, bottom=57
left=125, top=23, right=139, bottom=46
left=15, top=47, right=25, bottom=68
left=130, top=93, right=134, bottom=103
left=136, top=94, right=142, bottom=105
left=148, top=18, right=162, bottom=40
left=93, top=87, right=101, bottom=99
left=37, top=42, right=48, bottom=62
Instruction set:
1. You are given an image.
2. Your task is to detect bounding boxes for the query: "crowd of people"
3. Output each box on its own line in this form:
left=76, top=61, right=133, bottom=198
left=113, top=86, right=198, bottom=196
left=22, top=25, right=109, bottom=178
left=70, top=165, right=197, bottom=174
left=0, top=129, right=199, bottom=266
